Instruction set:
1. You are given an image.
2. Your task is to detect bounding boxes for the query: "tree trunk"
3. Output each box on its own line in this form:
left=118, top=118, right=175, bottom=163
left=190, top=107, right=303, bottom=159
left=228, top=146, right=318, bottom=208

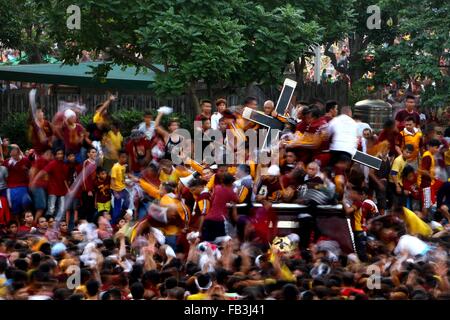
left=189, top=82, right=200, bottom=116
left=294, top=55, right=306, bottom=97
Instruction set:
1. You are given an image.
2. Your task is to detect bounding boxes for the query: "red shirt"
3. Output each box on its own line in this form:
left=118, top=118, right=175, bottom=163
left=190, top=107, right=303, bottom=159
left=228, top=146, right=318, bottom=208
left=377, top=129, right=401, bottom=156
left=43, top=160, right=69, bottom=196
left=82, top=159, right=97, bottom=192
left=125, top=138, right=151, bottom=173
left=30, top=120, right=53, bottom=154
left=4, top=157, right=31, bottom=188
left=62, top=123, right=85, bottom=153
left=31, top=157, right=50, bottom=189
left=205, top=185, right=238, bottom=222
left=420, top=155, right=432, bottom=188
left=395, top=109, right=420, bottom=131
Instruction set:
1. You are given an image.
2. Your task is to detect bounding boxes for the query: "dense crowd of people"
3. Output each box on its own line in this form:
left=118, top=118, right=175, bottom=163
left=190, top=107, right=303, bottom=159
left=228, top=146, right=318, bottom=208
left=0, top=89, right=449, bottom=300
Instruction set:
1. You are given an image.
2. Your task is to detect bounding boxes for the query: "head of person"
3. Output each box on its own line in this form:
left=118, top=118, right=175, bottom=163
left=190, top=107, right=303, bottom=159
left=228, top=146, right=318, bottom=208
left=66, top=152, right=76, bottom=163
left=160, top=181, right=177, bottom=196
left=302, top=107, right=313, bottom=124
left=428, top=139, right=441, bottom=154
left=24, top=211, right=34, bottom=225
left=285, top=151, right=297, bottom=164
left=159, top=159, right=173, bottom=174
left=190, top=179, right=207, bottom=196
left=218, top=117, right=227, bottom=132
left=9, top=145, right=21, bottom=160
left=64, top=109, right=77, bottom=125
left=222, top=173, right=235, bottom=186
left=168, top=119, right=180, bottom=133
left=244, top=97, right=258, bottom=110
left=216, top=164, right=228, bottom=177
left=349, top=187, right=367, bottom=202
left=263, top=100, right=275, bottom=116
left=236, top=164, right=250, bottom=179
left=47, top=216, right=55, bottom=228
left=383, top=119, right=395, bottom=131
left=215, top=98, right=227, bottom=113
left=310, top=106, right=322, bottom=120
left=8, top=221, right=18, bottom=234
left=54, top=148, right=65, bottom=161
left=35, top=106, right=45, bottom=121
left=306, top=161, right=320, bottom=178
left=404, top=117, right=416, bottom=132
left=37, top=217, right=48, bottom=230
left=425, top=126, right=436, bottom=139
left=201, top=167, right=213, bottom=181
left=200, top=100, right=212, bottom=116
left=265, top=165, right=280, bottom=183
left=97, top=167, right=107, bottom=181
left=111, top=121, right=120, bottom=133
left=201, top=118, right=211, bottom=131
left=341, top=106, right=352, bottom=117
left=118, top=150, right=127, bottom=165
left=402, top=144, right=414, bottom=160
left=311, top=98, right=325, bottom=110
left=402, top=165, right=416, bottom=182
left=87, top=147, right=97, bottom=160
left=59, top=221, right=68, bottom=234
left=143, top=111, right=153, bottom=125
left=325, top=100, right=338, bottom=118
left=363, top=128, right=373, bottom=140
left=405, top=94, right=416, bottom=111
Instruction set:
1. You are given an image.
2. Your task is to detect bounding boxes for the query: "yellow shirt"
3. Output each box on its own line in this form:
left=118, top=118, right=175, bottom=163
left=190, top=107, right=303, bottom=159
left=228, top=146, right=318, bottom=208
left=389, top=155, right=407, bottom=186
left=93, top=111, right=105, bottom=125
left=106, top=131, right=123, bottom=152
left=400, top=129, right=422, bottom=161
left=187, top=293, right=209, bottom=300
left=159, top=167, right=190, bottom=184
left=111, top=163, right=126, bottom=191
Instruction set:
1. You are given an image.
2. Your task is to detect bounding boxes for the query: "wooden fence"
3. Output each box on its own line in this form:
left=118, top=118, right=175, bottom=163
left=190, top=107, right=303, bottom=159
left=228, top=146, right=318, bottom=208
left=0, top=81, right=348, bottom=123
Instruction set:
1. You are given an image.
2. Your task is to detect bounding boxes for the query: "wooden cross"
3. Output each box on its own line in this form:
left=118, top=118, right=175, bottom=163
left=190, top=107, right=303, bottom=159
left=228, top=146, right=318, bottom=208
left=242, top=78, right=297, bottom=148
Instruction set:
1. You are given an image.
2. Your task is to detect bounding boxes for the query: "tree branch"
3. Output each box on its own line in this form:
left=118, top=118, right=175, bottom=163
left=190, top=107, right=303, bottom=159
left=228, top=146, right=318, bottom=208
left=107, top=47, right=163, bottom=74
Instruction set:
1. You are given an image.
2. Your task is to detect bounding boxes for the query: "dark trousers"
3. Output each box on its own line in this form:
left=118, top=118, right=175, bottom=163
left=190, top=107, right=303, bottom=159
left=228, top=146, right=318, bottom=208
left=80, top=192, right=96, bottom=223
left=353, top=231, right=368, bottom=262
left=201, top=219, right=226, bottom=242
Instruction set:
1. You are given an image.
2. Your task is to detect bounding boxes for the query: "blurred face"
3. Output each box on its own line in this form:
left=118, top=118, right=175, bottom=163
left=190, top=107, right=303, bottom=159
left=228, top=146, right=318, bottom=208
left=330, top=106, right=338, bottom=117
left=363, top=129, right=372, bottom=139
left=24, top=212, right=34, bottom=224
left=98, top=171, right=107, bottom=181
left=9, top=223, right=18, bottom=234
left=10, top=148, right=19, bottom=159
left=67, top=153, right=76, bottom=162
left=36, top=109, right=44, bottom=121
left=48, top=218, right=55, bottom=228
left=118, top=219, right=126, bottom=228
left=404, top=120, right=415, bottom=132
left=402, top=148, right=412, bottom=160
left=67, top=115, right=77, bottom=125
left=202, top=103, right=212, bottom=115
left=88, top=149, right=97, bottom=160
left=161, top=164, right=172, bottom=174
left=429, top=145, right=439, bottom=154
left=55, top=150, right=65, bottom=161
left=306, top=163, right=318, bottom=177
left=246, top=99, right=257, bottom=110
left=144, top=115, right=152, bottom=125
left=202, top=120, right=211, bottom=131
left=60, top=222, right=68, bottom=232
left=168, top=121, right=179, bottom=133
left=38, top=217, right=48, bottom=229
left=119, top=153, right=128, bottom=165
left=219, top=119, right=227, bottom=131
left=217, top=103, right=227, bottom=113
left=263, top=102, right=274, bottom=115
left=286, top=152, right=296, bottom=164
left=202, top=168, right=213, bottom=181
left=405, top=98, right=415, bottom=110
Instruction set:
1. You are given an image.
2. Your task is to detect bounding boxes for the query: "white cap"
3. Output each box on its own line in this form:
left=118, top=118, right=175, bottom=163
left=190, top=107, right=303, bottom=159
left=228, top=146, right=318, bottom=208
left=267, top=165, right=280, bottom=176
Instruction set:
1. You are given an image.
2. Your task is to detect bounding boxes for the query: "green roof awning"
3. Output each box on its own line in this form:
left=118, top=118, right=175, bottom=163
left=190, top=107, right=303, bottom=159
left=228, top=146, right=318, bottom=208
left=0, top=62, right=161, bottom=90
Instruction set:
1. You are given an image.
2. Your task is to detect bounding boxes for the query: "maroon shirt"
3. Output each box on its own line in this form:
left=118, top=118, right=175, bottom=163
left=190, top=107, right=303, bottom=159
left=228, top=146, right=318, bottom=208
left=205, top=185, right=238, bottom=222
left=94, top=176, right=111, bottom=203
left=4, top=157, right=31, bottom=188
left=125, top=138, right=151, bottom=173
left=395, top=109, right=420, bottom=131
left=62, top=123, right=85, bottom=154
left=43, top=160, right=69, bottom=196
left=30, top=120, right=53, bottom=154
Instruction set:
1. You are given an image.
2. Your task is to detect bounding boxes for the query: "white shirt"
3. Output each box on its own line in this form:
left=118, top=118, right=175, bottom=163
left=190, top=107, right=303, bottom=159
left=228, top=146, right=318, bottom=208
left=138, top=121, right=155, bottom=140
left=394, top=235, right=429, bottom=256
left=210, top=112, right=223, bottom=130
left=328, top=114, right=358, bottom=154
